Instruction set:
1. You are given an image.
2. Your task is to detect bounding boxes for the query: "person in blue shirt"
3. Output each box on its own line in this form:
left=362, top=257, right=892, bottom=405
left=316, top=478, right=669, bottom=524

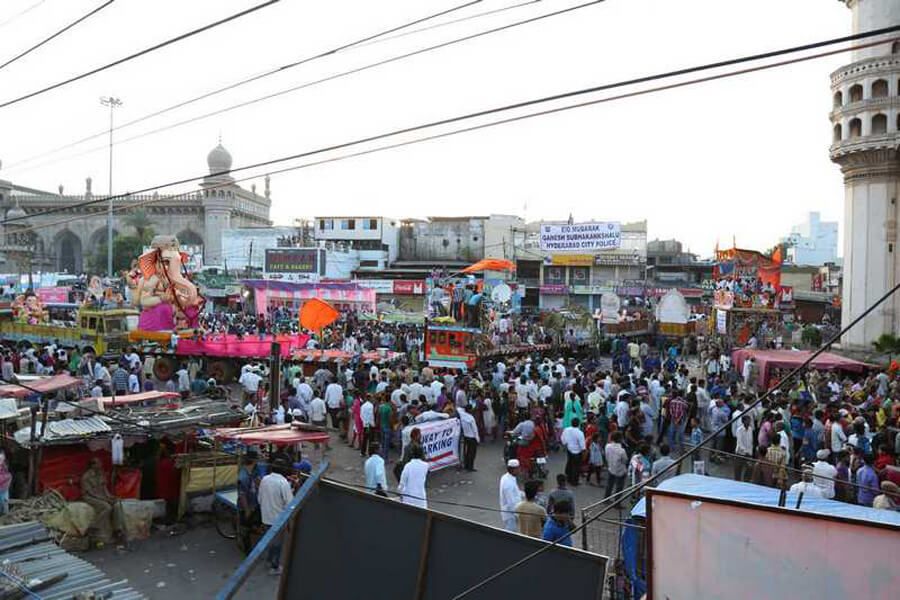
left=856, top=453, right=880, bottom=507
left=541, top=500, right=573, bottom=546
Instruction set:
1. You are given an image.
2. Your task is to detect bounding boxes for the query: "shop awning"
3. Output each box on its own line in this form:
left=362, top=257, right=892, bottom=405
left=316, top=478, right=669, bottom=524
left=100, top=390, right=180, bottom=407
left=0, top=374, right=82, bottom=398
left=214, top=424, right=330, bottom=446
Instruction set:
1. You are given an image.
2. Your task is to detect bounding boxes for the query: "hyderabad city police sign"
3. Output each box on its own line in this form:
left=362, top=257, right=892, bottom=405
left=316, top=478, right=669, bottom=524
left=539, top=221, right=622, bottom=253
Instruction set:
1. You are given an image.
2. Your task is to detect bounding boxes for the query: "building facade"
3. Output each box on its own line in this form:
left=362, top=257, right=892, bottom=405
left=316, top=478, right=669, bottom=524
left=314, top=216, right=399, bottom=269
left=0, top=142, right=271, bottom=275
left=829, top=0, right=900, bottom=347
left=782, top=211, right=839, bottom=266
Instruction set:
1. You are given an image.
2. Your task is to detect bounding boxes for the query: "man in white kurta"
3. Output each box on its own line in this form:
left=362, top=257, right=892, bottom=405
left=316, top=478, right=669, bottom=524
left=499, top=459, right=523, bottom=532
left=399, top=451, right=430, bottom=509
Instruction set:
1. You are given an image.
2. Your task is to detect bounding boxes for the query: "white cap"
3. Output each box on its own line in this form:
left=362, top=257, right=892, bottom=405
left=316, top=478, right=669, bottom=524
left=507, top=459, right=520, bottom=468
left=817, top=449, right=831, bottom=460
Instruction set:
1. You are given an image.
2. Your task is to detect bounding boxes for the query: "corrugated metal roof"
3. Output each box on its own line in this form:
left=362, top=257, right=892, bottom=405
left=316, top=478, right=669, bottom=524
left=13, top=416, right=112, bottom=446
left=0, top=522, right=145, bottom=599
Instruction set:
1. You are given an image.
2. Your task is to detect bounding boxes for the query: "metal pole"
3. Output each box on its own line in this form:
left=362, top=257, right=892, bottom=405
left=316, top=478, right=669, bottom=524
left=100, top=96, right=122, bottom=277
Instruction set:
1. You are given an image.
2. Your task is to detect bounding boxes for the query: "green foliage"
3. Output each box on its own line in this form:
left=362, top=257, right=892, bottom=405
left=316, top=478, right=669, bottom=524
left=801, top=325, right=822, bottom=348
left=88, top=235, right=147, bottom=275
left=872, top=333, right=900, bottom=355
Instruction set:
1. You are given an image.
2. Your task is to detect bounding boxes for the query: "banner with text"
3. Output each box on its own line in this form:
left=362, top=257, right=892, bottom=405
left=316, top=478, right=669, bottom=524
left=539, top=222, right=621, bottom=253
left=402, top=417, right=460, bottom=471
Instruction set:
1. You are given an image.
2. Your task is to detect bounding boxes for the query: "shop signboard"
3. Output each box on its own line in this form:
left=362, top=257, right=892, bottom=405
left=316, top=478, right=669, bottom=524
left=571, top=284, right=614, bottom=295
left=401, top=417, right=460, bottom=471
left=549, top=254, right=594, bottom=266
left=539, top=284, right=569, bottom=295
left=356, top=280, right=394, bottom=294
left=36, top=287, right=69, bottom=303
left=265, top=249, right=324, bottom=275
left=539, top=221, right=621, bottom=253
left=392, top=280, right=426, bottom=295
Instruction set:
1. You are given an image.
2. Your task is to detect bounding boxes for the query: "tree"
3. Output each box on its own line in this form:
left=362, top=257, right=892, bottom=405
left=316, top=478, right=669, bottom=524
left=872, top=333, right=900, bottom=359
left=88, top=235, right=147, bottom=275
left=123, top=210, right=155, bottom=243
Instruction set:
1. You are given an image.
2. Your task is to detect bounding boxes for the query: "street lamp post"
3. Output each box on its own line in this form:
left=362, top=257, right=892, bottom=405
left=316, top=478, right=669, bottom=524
left=100, top=96, right=122, bottom=277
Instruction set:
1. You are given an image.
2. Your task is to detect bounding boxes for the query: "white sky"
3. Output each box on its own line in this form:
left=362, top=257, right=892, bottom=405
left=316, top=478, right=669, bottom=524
left=0, top=0, right=852, bottom=257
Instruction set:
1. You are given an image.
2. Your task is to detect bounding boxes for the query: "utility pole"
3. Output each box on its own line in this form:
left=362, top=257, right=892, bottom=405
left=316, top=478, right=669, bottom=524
left=100, top=96, right=123, bottom=277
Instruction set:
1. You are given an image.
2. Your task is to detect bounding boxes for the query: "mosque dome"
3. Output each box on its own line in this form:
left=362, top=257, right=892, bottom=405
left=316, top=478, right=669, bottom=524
left=207, top=142, right=233, bottom=174
left=5, top=202, right=27, bottom=222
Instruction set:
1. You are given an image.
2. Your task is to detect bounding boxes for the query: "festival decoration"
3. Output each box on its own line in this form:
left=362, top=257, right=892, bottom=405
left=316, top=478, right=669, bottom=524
left=131, top=235, right=204, bottom=331
left=12, top=290, right=47, bottom=325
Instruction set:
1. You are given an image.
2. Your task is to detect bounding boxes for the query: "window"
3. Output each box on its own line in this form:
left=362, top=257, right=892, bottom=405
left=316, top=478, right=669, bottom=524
left=849, top=84, right=863, bottom=102
left=872, top=79, right=888, bottom=98
left=849, top=117, right=862, bottom=138
left=543, top=266, right=565, bottom=284
left=893, top=41, right=900, bottom=54
left=341, top=219, right=356, bottom=230
left=320, top=219, right=333, bottom=230
left=833, top=123, right=842, bottom=142
left=362, top=219, right=378, bottom=230
left=833, top=91, right=842, bottom=108
left=872, top=113, right=887, bottom=134
left=87, top=317, right=97, bottom=331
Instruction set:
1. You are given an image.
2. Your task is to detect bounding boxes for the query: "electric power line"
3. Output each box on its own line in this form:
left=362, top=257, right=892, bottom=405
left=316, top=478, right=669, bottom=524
left=2, top=0, right=610, bottom=176
left=4, top=32, right=898, bottom=240
left=0, top=0, right=47, bottom=29
left=0, top=0, right=504, bottom=172
left=449, top=278, right=900, bottom=600
left=0, top=0, right=117, bottom=73
left=0, top=0, right=281, bottom=110
left=354, top=0, right=543, bottom=49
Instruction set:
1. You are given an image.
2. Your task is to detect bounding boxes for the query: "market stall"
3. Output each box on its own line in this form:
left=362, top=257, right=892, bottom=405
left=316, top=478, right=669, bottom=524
left=731, top=348, right=873, bottom=390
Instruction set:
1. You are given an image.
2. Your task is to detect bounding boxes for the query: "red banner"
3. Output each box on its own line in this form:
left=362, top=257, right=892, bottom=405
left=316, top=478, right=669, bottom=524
left=36, top=287, right=69, bottom=303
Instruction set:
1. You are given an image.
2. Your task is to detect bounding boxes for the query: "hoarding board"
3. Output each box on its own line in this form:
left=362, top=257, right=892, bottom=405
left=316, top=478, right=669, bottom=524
left=539, top=222, right=621, bottom=253
left=265, top=249, right=324, bottom=275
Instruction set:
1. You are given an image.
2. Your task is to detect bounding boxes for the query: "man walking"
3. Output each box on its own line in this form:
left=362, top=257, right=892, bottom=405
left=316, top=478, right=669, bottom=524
left=734, top=415, right=754, bottom=482
left=604, top=431, right=628, bottom=501
left=560, top=417, right=586, bottom=486
left=258, top=460, right=293, bottom=575
left=499, top=459, right=522, bottom=532
left=458, top=406, right=480, bottom=471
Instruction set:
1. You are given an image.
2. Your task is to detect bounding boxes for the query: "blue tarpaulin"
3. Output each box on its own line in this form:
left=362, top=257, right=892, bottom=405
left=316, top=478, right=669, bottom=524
left=630, top=474, right=900, bottom=527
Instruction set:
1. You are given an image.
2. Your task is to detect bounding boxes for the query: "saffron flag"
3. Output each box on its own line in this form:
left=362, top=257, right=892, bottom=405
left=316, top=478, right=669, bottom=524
left=300, top=297, right=339, bottom=333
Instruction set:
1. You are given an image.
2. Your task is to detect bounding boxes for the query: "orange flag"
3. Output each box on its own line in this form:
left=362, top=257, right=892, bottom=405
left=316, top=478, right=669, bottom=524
left=300, top=297, right=339, bottom=333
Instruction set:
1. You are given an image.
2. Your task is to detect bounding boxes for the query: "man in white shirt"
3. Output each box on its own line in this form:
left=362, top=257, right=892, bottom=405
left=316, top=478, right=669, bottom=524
left=734, top=415, right=754, bottom=482
left=586, top=384, right=603, bottom=414
left=499, top=459, right=522, bottom=532
left=811, top=449, right=837, bottom=499
left=560, top=418, right=586, bottom=486
left=429, top=380, right=443, bottom=404
left=539, top=381, right=553, bottom=404
left=176, top=365, right=190, bottom=398
left=258, top=462, right=294, bottom=574
left=458, top=407, right=480, bottom=471
left=408, top=377, right=424, bottom=404
left=831, top=417, right=848, bottom=454
left=127, top=370, right=140, bottom=394
left=239, top=367, right=261, bottom=403
left=308, top=395, right=327, bottom=426
left=399, top=447, right=429, bottom=508
left=360, top=395, right=375, bottom=456
left=789, top=467, right=823, bottom=498
left=324, top=381, right=344, bottom=429
left=742, top=357, right=754, bottom=388
left=615, top=393, right=631, bottom=429
left=364, top=442, right=388, bottom=495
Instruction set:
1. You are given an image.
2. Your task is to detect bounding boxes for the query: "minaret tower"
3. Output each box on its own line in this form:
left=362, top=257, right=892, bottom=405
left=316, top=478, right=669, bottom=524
left=829, top=0, right=900, bottom=347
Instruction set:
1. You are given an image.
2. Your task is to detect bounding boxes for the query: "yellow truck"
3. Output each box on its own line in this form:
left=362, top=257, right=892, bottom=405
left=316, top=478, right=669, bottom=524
left=0, top=303, right=138, bottom=356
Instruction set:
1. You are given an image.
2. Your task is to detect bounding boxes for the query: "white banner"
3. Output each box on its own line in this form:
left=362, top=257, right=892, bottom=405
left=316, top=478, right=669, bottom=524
left=402, top=417, right=461, bottom=471
left=716, top=309, right=728, bottom=334
left=539, top=222, right=621, bottom=253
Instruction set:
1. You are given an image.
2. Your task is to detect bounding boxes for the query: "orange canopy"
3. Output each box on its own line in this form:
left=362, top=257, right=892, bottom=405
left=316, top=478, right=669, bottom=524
left=300, top=297, right=339, bottom=332
left=460, top=258, right=516, bottom=274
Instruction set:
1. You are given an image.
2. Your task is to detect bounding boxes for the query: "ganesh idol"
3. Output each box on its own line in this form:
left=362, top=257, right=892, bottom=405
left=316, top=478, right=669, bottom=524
left=131, top=235, right=204, bottom=331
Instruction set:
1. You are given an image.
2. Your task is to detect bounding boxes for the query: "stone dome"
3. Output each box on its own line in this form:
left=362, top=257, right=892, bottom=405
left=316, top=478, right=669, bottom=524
left=5, top=203, right=27, bottom=222
left=207, top=143, right=233, bottom=174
